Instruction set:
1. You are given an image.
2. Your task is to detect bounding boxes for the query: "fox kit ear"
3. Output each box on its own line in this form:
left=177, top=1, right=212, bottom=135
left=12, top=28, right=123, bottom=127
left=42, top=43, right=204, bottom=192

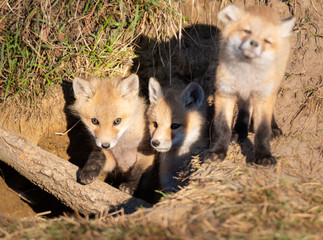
left=73, top=77, right=95, bottom=101
left=281, top=16, right=295, bottom=37
left=118, top=74, right=139, bottom=98
left=149, top=77, right=163, bottom=105
left=180, top=83, right=205, bottom=109
left=218, top=4, right=244, bottom=25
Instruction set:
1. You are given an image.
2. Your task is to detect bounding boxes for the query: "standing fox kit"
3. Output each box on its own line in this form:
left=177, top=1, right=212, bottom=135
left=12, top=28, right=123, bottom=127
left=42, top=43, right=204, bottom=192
left=71, top=74, right=147, bottom=186
left=148, top=78, right=207, bottom=191
left=209, top=5, right=295, bottom=165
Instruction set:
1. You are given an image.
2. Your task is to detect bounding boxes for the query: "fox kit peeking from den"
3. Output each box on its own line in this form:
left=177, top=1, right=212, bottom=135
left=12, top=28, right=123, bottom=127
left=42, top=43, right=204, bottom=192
left=208, top=5, right=295, bottom=165
left=71, top=74, right=148, bottom=188
left=148, top=77, right=207, bottom=191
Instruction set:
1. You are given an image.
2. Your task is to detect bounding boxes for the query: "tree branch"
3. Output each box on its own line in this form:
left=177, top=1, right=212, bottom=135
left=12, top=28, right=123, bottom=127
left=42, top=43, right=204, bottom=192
left=0, top=128, right=150, bottom=216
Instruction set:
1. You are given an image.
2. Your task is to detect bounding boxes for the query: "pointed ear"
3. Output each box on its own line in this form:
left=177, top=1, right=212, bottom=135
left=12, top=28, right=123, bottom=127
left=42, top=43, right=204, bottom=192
left=148, top=77, right=163, bottom=105
left=73, top=77, right=95, bottom=101
left=218, top=4, right=244, bottom=25
left=180, top=83, right=205, bottom=109
left=281, top=16, right=295, bottom=37
left=117, top=74, right=139, bottom=98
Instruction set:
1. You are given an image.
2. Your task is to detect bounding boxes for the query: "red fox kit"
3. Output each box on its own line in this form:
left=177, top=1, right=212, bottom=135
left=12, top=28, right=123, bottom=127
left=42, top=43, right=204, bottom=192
left=208, top=5, right=295, bottom=165
left=148, top=77, right=207, bottom=191
left=71, top=74, right=148, bottom=187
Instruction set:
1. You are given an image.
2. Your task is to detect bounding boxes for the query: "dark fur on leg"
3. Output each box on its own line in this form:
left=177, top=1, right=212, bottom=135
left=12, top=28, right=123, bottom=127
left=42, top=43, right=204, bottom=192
left=78, top=150, right=106, bottom=184
left=254, top=118, right=276, bottom=165
left=271, top=114, right=282, bottom=138
left=232, top=108, right=250, bottom=142
left=207, top=112, right=231, bottom=160
left=236, top=113, right=282, bottom=140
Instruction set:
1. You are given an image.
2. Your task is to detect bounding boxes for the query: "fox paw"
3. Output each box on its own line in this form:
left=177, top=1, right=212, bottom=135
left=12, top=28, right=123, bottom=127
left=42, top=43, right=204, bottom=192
left=78, top=165, right=101, bottom=185
left=231, top=133, right=248, bottom=144
left=231, top=132, right=239, bottom=143
left=271, top=127, right=283, bottom=139
left=254, top=155, right=277, bottom=166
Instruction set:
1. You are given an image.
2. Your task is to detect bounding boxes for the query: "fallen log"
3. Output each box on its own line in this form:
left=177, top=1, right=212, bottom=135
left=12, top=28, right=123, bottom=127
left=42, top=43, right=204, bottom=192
left=0, top=128, right=150, bottom=216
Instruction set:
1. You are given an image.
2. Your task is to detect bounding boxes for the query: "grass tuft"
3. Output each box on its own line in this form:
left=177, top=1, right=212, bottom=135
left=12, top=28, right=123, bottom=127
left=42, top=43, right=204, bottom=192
left=0, top=0, right=182, bottom=104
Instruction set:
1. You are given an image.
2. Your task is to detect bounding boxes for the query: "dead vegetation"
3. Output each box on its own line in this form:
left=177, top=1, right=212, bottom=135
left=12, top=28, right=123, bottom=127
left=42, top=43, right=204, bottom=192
left=0, top=0, right=322, bottom=239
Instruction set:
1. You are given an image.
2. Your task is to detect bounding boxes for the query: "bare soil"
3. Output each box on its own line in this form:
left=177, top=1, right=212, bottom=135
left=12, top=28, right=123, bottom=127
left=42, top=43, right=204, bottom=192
left=0, top=0, right=322, bottom=238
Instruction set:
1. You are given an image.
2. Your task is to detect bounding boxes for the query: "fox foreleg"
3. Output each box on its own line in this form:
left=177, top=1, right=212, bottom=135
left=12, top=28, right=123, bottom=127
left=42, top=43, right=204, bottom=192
left=253, top=96, right=276, bottom=165
left=208, top=93, right=236, bottom=160
left=78, top=149, right=116, bottom=185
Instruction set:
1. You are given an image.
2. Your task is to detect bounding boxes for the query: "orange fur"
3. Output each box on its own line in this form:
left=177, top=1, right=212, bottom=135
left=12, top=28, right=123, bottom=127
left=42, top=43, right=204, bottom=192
left=71, top=74, right=148, bottom=184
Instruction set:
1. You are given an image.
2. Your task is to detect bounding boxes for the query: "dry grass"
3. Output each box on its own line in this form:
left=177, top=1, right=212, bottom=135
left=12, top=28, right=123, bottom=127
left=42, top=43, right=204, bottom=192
left=0, top=0, right=182, bottom=103
left=1, top=159, right=322, bottom=239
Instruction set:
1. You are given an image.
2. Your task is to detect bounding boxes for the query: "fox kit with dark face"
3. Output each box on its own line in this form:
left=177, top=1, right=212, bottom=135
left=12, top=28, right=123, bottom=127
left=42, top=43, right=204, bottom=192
left=208, top=5, right=295, bottom=165
left=148, top=77, right=207, bottom=191
left=71, top=74, right=148, bottom=187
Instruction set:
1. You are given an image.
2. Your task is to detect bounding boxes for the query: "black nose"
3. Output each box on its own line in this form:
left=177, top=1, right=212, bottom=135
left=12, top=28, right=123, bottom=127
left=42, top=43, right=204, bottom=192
left=151, top=140, right=160, bottom=147
left=250, top=40, right=259, bottom=47
left=101, top=143, right=110, bottom=149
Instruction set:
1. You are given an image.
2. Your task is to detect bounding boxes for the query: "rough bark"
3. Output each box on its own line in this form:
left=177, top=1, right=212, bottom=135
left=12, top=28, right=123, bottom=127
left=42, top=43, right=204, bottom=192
left=0, top=128, right=150, bottom=216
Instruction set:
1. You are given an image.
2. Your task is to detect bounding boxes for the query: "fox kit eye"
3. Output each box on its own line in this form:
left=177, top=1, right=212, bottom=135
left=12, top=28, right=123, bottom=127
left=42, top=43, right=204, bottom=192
left=113, top=118, right=122, bottom=126
left=264, top=39, right=271, bottom=44
left=171, top=123, right=181, bottom=130
left=91, top=118, right=99, bottom=125
left=243, top=29, right=252, bottom=34
left=153, top=121, right=158, bottom=128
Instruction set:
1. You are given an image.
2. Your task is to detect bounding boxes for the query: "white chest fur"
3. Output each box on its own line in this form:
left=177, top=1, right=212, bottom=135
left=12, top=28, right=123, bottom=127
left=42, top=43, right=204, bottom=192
left=217, top=58, right=275, bottom=100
